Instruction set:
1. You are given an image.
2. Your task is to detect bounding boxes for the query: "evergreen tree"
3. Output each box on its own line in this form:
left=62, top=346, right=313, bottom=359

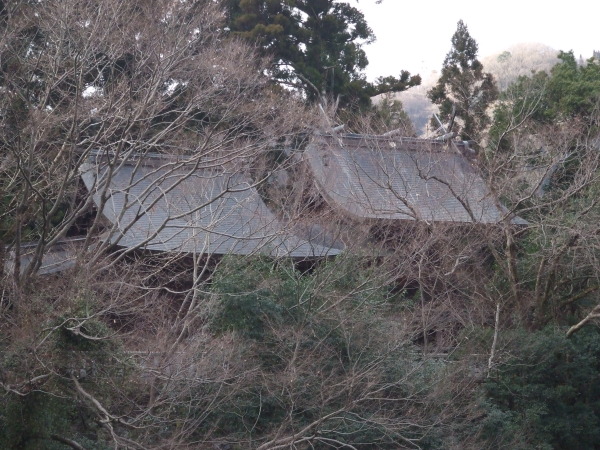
left=428, top=20, right=497, bottom=141
left=489, top=51, right=600, bottom=152
left=546, top=51, right=600, bottom=121
left=371, top=94, right=415, bottom=135
left=226, top=0, right=420, bottom=111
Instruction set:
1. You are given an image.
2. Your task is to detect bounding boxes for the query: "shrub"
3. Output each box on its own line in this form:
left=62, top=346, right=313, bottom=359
left=482, top=327, right=600, bottom=448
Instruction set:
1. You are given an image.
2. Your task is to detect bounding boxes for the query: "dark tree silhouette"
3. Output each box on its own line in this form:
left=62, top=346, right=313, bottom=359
left=428, top=20, right=498, bottom=141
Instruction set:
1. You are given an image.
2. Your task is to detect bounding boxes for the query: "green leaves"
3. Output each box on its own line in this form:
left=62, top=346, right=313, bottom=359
left=546, top=51, right=600, bottom=121
left=428, top=20, right=498, bottom=141
left=226, top=0, right=420, bottom=111
left=494, top=51, right=600, bottom=129
left=483, top=327, right=600, bottom=449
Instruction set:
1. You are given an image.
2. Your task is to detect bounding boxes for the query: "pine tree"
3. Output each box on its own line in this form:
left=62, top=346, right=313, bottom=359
left=226, top=0, right=420, bottom=111
left=428, top=20, right=497, bottom=141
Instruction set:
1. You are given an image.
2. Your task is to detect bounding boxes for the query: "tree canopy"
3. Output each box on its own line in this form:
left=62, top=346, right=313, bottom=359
left=489, top=50, right=600, bottom=152
left=2, top=2, right=600, bottom=449
left=545, top=51, right=600, bottom=121
left=225, top=0, right=421, bottom=111
left=428, top=20, right=498, bottom=141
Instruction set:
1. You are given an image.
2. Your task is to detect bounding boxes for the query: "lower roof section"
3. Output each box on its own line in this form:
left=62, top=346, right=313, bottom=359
left=81, top=154, right=341, bottom=258
left=3, top=238, right=83, bottom=276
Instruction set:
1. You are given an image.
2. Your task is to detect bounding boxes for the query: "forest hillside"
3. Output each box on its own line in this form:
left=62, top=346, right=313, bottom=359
left=1, top=1, right=600, bottom=449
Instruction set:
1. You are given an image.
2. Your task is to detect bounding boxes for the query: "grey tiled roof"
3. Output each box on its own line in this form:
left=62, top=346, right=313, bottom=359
left=4, top=238, right=82, bottom=275
left=81, top=155, right=340, bottom=258
left=306, top=134, right=525, bottom=224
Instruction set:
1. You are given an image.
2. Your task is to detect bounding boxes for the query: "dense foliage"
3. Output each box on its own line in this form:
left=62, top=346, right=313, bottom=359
left=225, top=0, right=421, bottom=110
left=1, top=2, right=600, bottom=448
left=483, top=327, right=600, bottom=449
left=491, top=50, right=600, bottom=148
left=428, top=20, right=498, bottom=141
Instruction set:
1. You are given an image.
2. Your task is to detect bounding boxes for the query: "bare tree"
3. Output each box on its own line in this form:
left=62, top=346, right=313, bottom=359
left=0, top=0, right=321, bottom=448
left=3, top=2, right=598, bottom=448
left=485, top=84, right=600, bottom=331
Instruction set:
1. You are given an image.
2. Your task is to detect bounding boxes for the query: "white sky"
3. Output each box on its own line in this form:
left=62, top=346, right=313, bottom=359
left=353, top=0, right=600, bottom=81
